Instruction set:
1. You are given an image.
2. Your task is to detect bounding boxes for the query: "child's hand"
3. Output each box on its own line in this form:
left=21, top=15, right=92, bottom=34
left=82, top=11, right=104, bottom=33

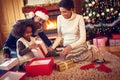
left=35, top=36, right=41, bottom=40
left=29, top=43, right=37, bottom=49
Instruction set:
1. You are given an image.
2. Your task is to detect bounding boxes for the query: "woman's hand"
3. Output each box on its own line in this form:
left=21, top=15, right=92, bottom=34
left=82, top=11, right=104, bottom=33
left=61, top=45, right=72, bottom=56
left=88, top=44, right=99, bottom=52
left=47, top=47, right=54, bottom=52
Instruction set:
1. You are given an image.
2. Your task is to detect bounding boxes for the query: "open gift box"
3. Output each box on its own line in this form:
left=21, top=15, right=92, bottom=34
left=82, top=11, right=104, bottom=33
left=25, top=57, right=54, bottom=76
left=31, top=40, right=48, bottom=58
left=0, top=71, right=26, bottom=80
left=0, top=58, right=19, bottom=70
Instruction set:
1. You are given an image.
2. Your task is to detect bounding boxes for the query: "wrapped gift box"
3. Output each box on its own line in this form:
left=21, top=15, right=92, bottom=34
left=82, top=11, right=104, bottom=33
left=109, top=39, right=120, bottom=46
left=55, top=60, right=74, bottom=72
left=112, top=34, right=120, bottom=39
left=93, top=37, right=108, bottom=46
left=0, top=58, right=18, bottom=70
left=0, top=71, right=26, bottom=80
left=31, top=40, right=48, bottom=58
left=25, top=57, right=54, bottom=76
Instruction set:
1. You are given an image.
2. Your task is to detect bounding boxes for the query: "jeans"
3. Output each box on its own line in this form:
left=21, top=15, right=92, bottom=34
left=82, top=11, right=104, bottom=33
left=10, top=49, right=17, bottom=58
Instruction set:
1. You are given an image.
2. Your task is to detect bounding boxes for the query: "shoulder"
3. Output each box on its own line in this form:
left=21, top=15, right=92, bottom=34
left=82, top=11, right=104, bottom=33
left=17, top=37, right=24, bottom=42
left=57, top=15, right=64, bottom=20
left=76, top=14, right=84, bottom=19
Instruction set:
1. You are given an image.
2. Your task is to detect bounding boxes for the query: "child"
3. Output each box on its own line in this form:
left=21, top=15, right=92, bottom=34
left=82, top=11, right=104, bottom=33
left=16, top=21, right=47, bottom=70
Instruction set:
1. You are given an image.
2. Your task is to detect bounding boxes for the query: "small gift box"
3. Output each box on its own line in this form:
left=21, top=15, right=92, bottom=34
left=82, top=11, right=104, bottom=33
left=25, top=57, right=54, bottom=76
left=93, top=37, right=108, bottom=46
left=55, top=60, right=74, bottom=72
left=31, top=40, right=48, bottom=58
left=112, top=34, right=120, bottom=39
left=0, top=58, right=18, bottom=70
left=109, top=39, right=120, bottom=46
left=0, top=71, right=26, bottom=80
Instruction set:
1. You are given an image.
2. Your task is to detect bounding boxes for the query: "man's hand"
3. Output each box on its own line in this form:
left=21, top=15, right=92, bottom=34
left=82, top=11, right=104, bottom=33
left=3, top=54, right=9, bottom=58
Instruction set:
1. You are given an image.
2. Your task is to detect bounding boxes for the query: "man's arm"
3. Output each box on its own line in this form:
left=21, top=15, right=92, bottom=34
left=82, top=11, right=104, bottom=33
left=3, top=32, right=17, bottom=58
left=38, top=31, right=52, bottom=47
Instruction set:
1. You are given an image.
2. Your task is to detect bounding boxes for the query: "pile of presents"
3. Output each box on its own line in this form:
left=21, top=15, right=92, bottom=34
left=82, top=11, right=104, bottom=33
left=1, top=34, right=119, bottom=79
left=0, top=42, right=75, bottom=80
left=0, top=57, right=75, bottom=80
left=93, top=33, right=120, bottom=46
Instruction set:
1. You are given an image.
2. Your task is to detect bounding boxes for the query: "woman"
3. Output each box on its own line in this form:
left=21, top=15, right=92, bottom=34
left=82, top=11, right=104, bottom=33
left=50, top=0, right=89, bottom=62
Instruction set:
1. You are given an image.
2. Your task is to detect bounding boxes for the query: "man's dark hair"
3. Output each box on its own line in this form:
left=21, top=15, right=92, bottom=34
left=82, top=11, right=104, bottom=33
left=58, top=0, right=74, bottom=10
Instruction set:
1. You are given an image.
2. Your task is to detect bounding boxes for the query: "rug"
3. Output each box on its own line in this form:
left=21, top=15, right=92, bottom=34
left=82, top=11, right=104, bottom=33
left=25, top=51, right=120, bottom=80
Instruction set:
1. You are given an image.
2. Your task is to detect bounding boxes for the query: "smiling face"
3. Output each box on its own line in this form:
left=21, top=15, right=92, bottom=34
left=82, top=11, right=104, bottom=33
left=34, top=16, right=45, bottom=25
left=23, top=26, right=32, bottom=41
left=59, top=7, right=72, bottom=19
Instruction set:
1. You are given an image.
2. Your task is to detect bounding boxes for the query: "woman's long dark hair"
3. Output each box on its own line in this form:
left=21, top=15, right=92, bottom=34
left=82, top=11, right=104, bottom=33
left=58, top=0, right=74, bottom=10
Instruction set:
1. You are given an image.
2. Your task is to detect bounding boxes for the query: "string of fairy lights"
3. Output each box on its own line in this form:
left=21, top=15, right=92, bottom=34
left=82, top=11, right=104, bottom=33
left=82, top=0, right=120, bottom=38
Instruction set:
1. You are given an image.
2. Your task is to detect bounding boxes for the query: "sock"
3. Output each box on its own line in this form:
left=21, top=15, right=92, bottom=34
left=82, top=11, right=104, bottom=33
left=97, top=63, right=112, bottom=73
left=80, top=62, right=96, bottom=70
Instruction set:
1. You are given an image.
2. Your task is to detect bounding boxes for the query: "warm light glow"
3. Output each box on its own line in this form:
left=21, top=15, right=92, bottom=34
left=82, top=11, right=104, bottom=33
left=44, top=18, right=57, bottom=30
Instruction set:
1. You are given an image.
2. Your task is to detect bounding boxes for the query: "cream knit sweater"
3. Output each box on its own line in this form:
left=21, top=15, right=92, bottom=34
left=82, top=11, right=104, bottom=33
left=52, top=12, right=86, bottom=49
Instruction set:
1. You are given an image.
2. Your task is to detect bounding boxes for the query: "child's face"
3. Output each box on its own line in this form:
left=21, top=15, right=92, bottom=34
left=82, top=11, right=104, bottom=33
left=59, top=7, right=72, bottom=19
left=23, top=26, right=32, bottom=40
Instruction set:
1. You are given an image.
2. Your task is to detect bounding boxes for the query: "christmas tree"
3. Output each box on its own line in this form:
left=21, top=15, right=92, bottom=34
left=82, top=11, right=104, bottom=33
left=82, top=0, right=120, bottom=39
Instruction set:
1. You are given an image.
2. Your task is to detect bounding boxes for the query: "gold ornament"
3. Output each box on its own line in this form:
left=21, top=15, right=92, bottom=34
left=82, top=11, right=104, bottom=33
left=89, top=13, right=92, bottom=17
left=93, top=12, right=96, bottom=15
left=114, top=11, right=118, bottom=14
left=92, top=1, right=95, bottom=5
left=118, top=13, right=120, bottom=17
left=96, top=14, right=100, bottom=17
left=110, top=8, right=114, bottom=11
left=106, top=9, right=110, bottom=12
left=89, top=3, right=92, bottom=7
left=101, top=12, right=105, bottom=16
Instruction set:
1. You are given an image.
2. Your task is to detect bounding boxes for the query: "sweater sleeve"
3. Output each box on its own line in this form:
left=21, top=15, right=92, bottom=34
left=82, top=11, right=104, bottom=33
left=3, top=32, right=17, bottom=56
left=51, top=16, right=62, bottom=49
left=70, top=15, right=86, bottom=49
left=17, top=41, right=31, bottom=56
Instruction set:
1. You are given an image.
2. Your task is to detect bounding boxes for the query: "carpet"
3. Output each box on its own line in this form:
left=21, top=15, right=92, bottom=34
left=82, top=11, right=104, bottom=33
left=25, top=50, right=120, bottom=80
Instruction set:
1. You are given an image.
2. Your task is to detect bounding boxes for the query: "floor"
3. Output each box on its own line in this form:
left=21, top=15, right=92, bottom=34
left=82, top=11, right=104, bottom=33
left=0, top=46, right=120, bottom=79
left=103, top=46, right=120, bottom=57
left=102, top=46, right=120, bottom=80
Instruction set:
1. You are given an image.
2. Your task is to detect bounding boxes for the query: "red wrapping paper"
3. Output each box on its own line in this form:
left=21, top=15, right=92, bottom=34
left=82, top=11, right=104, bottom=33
left=112, top=34, right=120, bottom=39
left=25, top=57, right=54, bottom=76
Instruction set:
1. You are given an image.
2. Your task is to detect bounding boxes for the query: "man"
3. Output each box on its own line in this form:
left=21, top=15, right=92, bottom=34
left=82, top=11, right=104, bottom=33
left=3, top=6, right=52, bottom=58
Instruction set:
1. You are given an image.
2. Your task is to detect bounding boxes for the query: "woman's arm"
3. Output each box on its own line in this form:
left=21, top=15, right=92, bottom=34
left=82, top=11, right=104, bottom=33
left=51, top=16, right=62, bottom=49
left=70, top=15, right=86, bottom=49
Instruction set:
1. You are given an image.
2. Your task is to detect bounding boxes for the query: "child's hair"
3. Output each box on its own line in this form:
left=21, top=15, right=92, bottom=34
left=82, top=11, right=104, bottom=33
left=58, top=0, right=74, bottom=10
left=12, top=20, right=36, bottom=38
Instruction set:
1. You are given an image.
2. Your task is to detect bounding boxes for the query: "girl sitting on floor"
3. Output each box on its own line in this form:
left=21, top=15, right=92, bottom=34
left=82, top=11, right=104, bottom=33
left=16, top=21, right=47, bottom=70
